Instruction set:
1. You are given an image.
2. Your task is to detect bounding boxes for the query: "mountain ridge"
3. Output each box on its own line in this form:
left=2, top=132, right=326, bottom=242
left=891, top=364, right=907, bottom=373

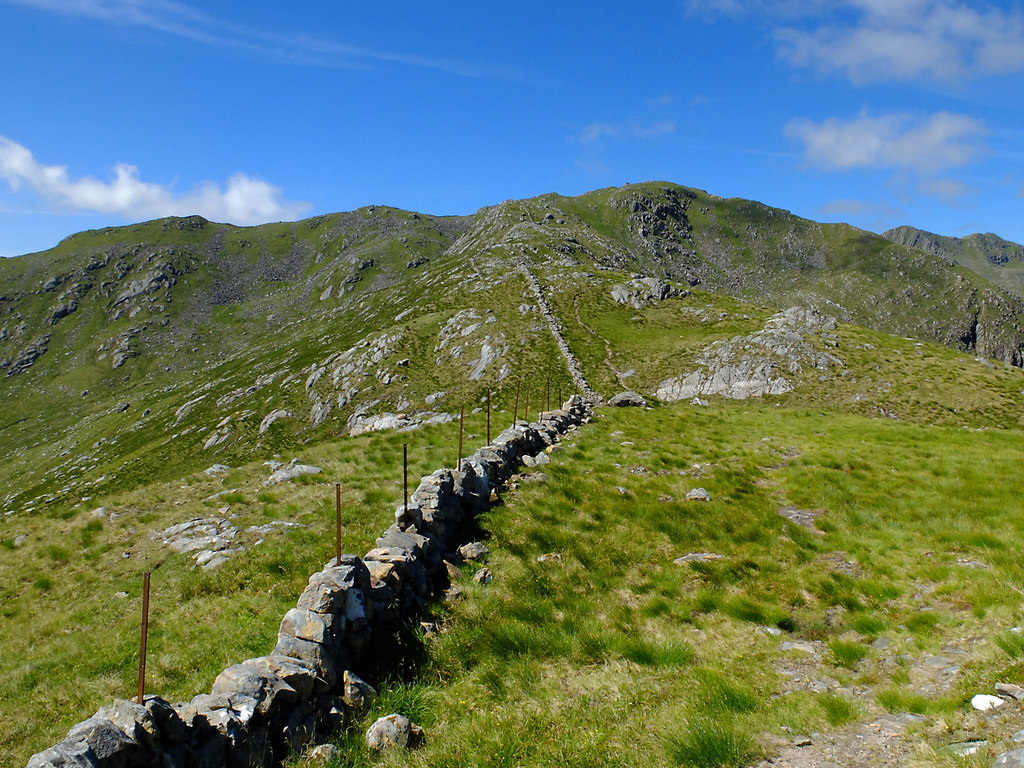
left=2, top=181, right=1024, bottom=516
left=882, top=224, right=1024, bottom=301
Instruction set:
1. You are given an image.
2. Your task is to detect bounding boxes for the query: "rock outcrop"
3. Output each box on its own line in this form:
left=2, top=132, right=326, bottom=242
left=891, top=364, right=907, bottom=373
left=610, top=277, right=686, bottom=309
left=5, top=334, right=50, bottom=377
left=656, top=307, right=843, bottom=401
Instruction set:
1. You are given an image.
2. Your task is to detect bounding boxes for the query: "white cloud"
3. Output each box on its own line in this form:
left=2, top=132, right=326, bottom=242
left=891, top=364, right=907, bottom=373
left=784, top=111, right=986, bottom=174
left=574, top=119, right=676, bottom=145
left=2, top=0, right=493, bottom=77
left=686, top=0, right=1024, bottom=84
left=0, top=135, right=309, bottom=225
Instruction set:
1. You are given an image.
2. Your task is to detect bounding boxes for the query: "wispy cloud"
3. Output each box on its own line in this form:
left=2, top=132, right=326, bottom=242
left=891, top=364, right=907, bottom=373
left=916, top=177, right=975, bottom=204
left=0, top=135, right=309, bottom=225
left=645, top=95, right=676, bottom=108
left=574, top=119, right=677, bottom=145
left=2, top=0, right=494, bottom=77
left=784, top=111, right=987, bottom=174
left=574, top=157, right=611, bottom=177
left=686, top=0, right=1024, bottom=84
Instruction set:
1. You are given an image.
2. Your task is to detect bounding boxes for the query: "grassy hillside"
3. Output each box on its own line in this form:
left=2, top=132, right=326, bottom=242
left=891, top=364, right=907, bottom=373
left=3, top=182, right=1024, bottom=522
left=3, top=294, right=1024, bottom=764
left=291, top=401, right=1024, bottom=768
left=5, top=182, right=1024, bottom=766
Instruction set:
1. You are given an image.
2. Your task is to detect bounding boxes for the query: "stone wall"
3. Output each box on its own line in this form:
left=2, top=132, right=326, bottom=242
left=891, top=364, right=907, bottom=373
left=518, top=259, right=602, bottom=401
left=27, top=396, right=592, bottom=768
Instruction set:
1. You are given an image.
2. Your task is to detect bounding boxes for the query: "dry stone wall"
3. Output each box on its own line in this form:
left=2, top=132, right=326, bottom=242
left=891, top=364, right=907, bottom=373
left=518, top=260, right=602, bottom=401
left=27, top=396, right=593, bottom=768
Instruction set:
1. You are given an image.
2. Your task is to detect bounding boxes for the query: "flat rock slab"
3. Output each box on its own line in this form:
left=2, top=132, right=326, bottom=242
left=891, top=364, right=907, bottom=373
left=674, top=552, right=725, bottom=564
left=778, top=507, right=825, bottom=534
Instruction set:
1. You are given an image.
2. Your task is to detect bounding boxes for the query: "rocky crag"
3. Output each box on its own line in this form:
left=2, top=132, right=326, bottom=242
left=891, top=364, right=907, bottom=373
left=656, top=307, right=844, bottom=401
left=883, top=225, right=1024, bottom=301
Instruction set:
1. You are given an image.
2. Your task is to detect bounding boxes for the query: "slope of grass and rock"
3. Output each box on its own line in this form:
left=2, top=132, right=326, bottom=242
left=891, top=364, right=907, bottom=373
left=5, top=182, right=1024, bottom=767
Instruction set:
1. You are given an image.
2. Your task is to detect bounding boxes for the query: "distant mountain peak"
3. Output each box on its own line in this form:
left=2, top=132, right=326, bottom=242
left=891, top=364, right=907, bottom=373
left=882, top=225, right=1024, bottom=299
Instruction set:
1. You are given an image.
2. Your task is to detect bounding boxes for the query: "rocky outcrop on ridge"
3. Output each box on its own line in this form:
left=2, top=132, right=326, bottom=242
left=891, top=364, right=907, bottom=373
left=610, top=277, right=687, bottom=309
left=656, top=307, right=843, bottom=401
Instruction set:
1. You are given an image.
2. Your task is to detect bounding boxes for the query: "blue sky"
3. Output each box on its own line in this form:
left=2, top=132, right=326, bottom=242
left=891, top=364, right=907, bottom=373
left=2, top=0, right=1023, bottom=258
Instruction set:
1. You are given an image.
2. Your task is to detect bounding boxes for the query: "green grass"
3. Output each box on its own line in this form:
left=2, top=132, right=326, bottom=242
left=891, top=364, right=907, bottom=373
left=996, top=632, right=1024, bottom=659
left=819, top=693, right=861, bottom=726
left=666, top=718, right=756, bottom=768
left=266, top=399, right=1024, bottom=767
left=828, top=639, right=869, bottom=669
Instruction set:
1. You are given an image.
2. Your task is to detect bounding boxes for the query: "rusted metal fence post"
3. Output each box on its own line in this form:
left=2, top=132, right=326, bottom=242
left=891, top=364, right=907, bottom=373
left=457, top=406, right=465, bottom=471
left=137, top=571, right=150, bottom=705
left=403, top=443, right=408, bottom=515
left=335, top=483, right=342, bottom=566
left=486, top=390, right=491, bottom=444
left=513, top=381, right=521, bottom=423
left=523, top=386, right=530, bottom=424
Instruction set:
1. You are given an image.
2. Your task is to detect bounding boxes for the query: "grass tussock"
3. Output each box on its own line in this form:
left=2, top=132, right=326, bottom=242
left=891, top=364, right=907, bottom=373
left=666, top=718, right=756, bottom=768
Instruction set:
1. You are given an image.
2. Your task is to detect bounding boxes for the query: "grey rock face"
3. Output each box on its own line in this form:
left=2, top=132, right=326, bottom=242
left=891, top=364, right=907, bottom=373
left=347, top=410, right=454, bottom=436
left=156, top=517, right=240, bottom=569
left=259, top=409, right=293, bottom=434
left=611, top=277, right=684, bottom=309
left=309, top=743, right=341, bottom=762
left=6, top=334, right=50, bottom=377
left=265, top=460, right=322, bottom=486
left=458, top=541, right=490, bottom=562
left=211, top=662, right=300, bottom=716
left=309, top=399, right=331, bottom=427
left=341, top=670, right=376, bottom=713
left=47, top=300, right=78, bottom=326
left=656, top=307, right=843, bottom=401
left=674, top=552, right=724, bottom=564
